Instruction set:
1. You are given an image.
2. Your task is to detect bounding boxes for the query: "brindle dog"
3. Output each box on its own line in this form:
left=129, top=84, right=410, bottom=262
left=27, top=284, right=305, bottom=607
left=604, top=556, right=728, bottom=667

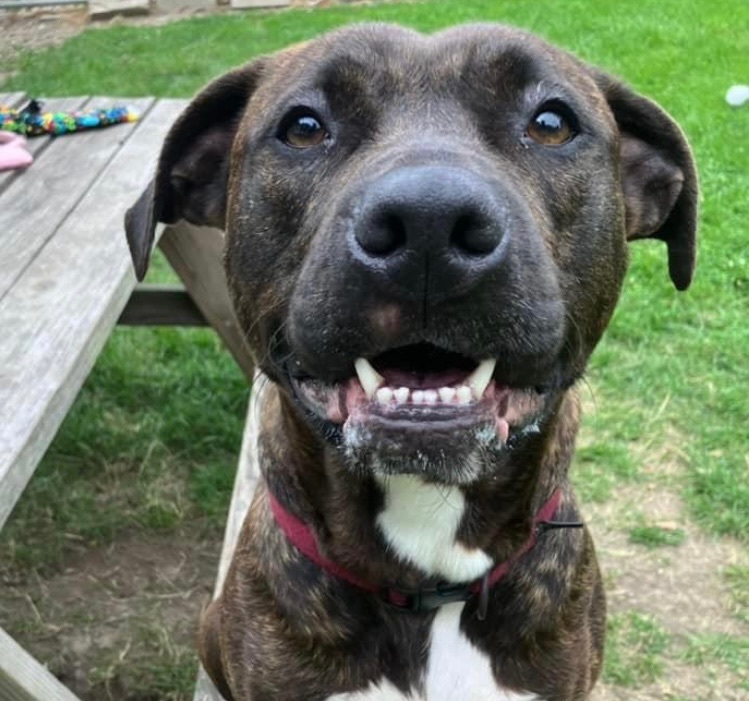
left=125, top=23, right=697, bottom=701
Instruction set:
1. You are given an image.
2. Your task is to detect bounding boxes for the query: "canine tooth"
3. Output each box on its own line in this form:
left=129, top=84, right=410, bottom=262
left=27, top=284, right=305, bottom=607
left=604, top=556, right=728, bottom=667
left=376, top=387, right=394, bottom=404
left=438, top=387, right=456, bottom=403
left=456, top=386, right=472, bottom=404
left=354, top=358, right=384, bottom=399
left=467, top=359, right=497, bottom=399
left=423, top=390, right=438, bottom=405
left=412, top=390, right=425, bottom=404
left=394, top=387, right=410, bottom=404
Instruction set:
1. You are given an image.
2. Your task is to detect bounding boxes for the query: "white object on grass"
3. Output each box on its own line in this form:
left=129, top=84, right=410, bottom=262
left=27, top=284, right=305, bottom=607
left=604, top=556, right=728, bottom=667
left=726, top=85, right=749, bottom=107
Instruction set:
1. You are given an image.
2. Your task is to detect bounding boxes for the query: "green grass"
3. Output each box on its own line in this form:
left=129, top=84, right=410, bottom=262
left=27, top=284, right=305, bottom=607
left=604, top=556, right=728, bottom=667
left=629, top=524, right=687, bottom=549
left=572, top=437, right=638, bottom=503
left=682, top=634, right=749, bottom=691
left=604, top=611, right=671, bottom=686
left=724, top=565, right=749, bottom=624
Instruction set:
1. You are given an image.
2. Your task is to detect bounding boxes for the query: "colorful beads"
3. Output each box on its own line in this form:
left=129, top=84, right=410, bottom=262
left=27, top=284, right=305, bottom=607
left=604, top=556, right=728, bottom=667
left=0, top=99, right=139, bottom=137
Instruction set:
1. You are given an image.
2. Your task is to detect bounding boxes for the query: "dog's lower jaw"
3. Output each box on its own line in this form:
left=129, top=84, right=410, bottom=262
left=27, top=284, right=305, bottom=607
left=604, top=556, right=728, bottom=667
left=288, top=368, right=553, bottom=486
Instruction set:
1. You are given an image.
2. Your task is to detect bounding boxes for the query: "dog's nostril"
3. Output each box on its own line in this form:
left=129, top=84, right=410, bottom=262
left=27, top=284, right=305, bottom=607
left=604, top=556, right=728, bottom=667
left=450, top=214, right=501, bottom=256
left=357, top=213, right=408, bottom=256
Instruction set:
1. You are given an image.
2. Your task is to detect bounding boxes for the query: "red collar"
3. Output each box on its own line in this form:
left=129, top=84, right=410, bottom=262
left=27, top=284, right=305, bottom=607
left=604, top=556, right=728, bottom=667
left=269, top=488, right=574, bottom=617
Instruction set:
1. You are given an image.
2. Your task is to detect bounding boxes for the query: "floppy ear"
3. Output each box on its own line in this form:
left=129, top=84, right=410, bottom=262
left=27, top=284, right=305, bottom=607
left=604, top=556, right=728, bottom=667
left=595, top=73, right=699, bottom=290
left=125, top=60, right=266, bottom=281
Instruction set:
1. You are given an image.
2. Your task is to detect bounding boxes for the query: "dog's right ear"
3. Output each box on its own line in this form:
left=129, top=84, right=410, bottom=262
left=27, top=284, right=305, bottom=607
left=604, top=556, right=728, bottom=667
left=125, top=60, right=266, bottom=281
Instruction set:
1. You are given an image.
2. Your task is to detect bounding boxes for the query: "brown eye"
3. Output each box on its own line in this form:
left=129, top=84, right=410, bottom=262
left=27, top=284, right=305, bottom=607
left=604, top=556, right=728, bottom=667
left=527, top=109, right=575, bottom=146
left=281, top=112, right=328, bottom=149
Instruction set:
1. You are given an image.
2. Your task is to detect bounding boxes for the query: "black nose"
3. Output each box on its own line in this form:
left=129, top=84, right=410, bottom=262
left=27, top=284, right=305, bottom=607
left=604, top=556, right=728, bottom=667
left=350, top=166, right=506, bottom=299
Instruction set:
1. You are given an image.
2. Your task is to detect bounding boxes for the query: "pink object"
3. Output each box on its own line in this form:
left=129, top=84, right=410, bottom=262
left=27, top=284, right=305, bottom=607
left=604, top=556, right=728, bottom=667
left=0, top=131, right=33, bottom=172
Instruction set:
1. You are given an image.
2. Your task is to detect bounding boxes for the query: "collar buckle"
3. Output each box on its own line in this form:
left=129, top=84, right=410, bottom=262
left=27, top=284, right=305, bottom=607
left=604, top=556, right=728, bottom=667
left=386, top=581, right=473, bottom=613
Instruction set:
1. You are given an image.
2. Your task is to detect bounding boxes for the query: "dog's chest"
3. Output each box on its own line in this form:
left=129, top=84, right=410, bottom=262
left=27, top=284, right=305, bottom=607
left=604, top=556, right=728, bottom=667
left=328, top=476, right=539, bottom=700
left=374, top=475, right=493, bottom=582
left=326, top=603, right=539, bottom=701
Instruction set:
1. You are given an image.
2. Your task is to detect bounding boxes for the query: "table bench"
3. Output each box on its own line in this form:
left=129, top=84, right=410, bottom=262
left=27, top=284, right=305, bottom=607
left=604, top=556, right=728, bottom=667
left=0, top=93, right=260, bottom=701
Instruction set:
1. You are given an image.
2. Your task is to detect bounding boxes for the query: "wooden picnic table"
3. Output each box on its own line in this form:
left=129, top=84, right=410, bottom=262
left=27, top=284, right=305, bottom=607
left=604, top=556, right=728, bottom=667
left=0, top=93, right=260, bottom=701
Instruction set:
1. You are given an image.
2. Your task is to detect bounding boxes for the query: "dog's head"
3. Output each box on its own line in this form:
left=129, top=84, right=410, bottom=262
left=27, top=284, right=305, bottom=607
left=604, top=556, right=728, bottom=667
left=126, top=23, right=697, bottom=485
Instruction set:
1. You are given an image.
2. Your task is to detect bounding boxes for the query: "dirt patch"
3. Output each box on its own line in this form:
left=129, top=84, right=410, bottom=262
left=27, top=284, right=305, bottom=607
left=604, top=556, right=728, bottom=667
left=0, top=7, right=88, bottom=80
left=0, top=529, right=221, bottom=700
left=588, top=485, right=749, bottom=700
left=588, top=485, right=746, bottom=638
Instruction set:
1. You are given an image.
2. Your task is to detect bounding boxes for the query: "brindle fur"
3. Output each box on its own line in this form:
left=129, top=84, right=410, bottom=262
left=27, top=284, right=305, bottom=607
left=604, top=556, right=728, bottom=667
left=126, top=23, right=697, bottom=701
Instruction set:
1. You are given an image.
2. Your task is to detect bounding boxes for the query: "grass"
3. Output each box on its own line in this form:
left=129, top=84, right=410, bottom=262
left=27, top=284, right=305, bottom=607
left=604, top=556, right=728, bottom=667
left=724, top=565, right=749, bottom=624
left=629, top=524, right=687, bottom=549
left=1, top=0, right=747, bottom=698
left=682, top=634, right=749, bottom=692
left=604, top=611, right=671, bottom=686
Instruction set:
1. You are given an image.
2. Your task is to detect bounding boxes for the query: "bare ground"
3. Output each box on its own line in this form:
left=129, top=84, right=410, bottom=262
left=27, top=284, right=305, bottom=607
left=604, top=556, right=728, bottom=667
left=0, top=530, right=221, bottom=700
left=0, top=7, right=89, bottom=79
left=589, top=486, right=748, bottom=701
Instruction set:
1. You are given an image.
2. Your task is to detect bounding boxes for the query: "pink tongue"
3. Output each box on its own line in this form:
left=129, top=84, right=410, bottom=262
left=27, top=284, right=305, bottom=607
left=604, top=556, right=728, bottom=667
left=378, top=368, right=470, bottom=389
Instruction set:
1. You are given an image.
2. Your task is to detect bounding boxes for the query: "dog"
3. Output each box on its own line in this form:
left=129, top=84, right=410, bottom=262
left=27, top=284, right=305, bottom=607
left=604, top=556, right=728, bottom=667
left=125, top=23, right=697, bottom=701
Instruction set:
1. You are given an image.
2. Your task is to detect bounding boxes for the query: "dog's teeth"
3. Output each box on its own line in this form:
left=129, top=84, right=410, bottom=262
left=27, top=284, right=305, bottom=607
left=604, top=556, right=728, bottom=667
left=423, top=389, right=438, bottom=405
left=467, top=359, right=497, bottom=399
left=375, top=387, right=393, bottom=404
left=438, top=387, right=456, bottom=403
left=412, top=390, right=425, bottom=404
left=354, top=357, right=384, bottom=399
left=456, top=386, right=472, bottom=404
left=394, top=387, right=410, bottom=404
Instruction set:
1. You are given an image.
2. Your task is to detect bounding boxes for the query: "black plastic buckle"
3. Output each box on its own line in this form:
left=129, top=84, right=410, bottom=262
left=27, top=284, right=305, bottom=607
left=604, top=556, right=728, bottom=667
left=388, top=581, right=474, bottom=613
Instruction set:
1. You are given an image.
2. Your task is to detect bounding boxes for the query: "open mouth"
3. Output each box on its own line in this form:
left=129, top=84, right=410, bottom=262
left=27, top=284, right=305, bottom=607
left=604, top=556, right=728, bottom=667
left=291, top=343, right=546, bottom=447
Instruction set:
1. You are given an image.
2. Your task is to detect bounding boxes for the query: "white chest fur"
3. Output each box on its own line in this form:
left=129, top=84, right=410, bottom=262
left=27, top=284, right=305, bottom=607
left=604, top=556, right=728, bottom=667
left=327, top=603, right=540, bottom=701
left=374, top=474, right=493, bottom=582
left=324, top=477, right=541, bottom=700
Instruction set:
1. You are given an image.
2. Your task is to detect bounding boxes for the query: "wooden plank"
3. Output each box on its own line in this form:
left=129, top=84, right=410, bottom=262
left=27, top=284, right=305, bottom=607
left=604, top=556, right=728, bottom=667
left=231, top=0, right=289, bottom=7
left=89, top=0, right=149, bottom=19
left=194, top=374, right=266, bottom=701
left=0, top=93, right=26, bottom=108
left=0, top=96, right=154, bottom=303
left=0, top=626, right=82, bottom=701
left=159, top=224, right=255, bottom=381
left=0, top=97, right=89, bottom=196
left=0, top=98, right=187, bottom=531
left=0, top=0, right=84, bottom=7
left=118, top=283, right=208, bottom=326
left=215, top=373, right=265, bottom=593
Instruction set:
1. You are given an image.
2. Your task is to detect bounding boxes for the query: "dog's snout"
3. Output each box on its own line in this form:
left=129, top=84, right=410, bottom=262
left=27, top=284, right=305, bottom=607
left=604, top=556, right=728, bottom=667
left=350, top=166, right=506, bottom=298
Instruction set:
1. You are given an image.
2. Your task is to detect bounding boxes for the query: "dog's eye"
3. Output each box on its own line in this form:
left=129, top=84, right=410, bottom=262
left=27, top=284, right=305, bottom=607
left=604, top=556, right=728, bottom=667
left=527, top=108, right=576, bottom=146
left=280, top=111, right=328, bottom=149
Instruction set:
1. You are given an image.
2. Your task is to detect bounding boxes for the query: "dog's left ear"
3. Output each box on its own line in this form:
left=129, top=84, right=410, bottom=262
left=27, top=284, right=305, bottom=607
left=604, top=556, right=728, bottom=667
left=595, top=73, right=699, bottom=290
left=125, top=60, right=266, bottom=281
